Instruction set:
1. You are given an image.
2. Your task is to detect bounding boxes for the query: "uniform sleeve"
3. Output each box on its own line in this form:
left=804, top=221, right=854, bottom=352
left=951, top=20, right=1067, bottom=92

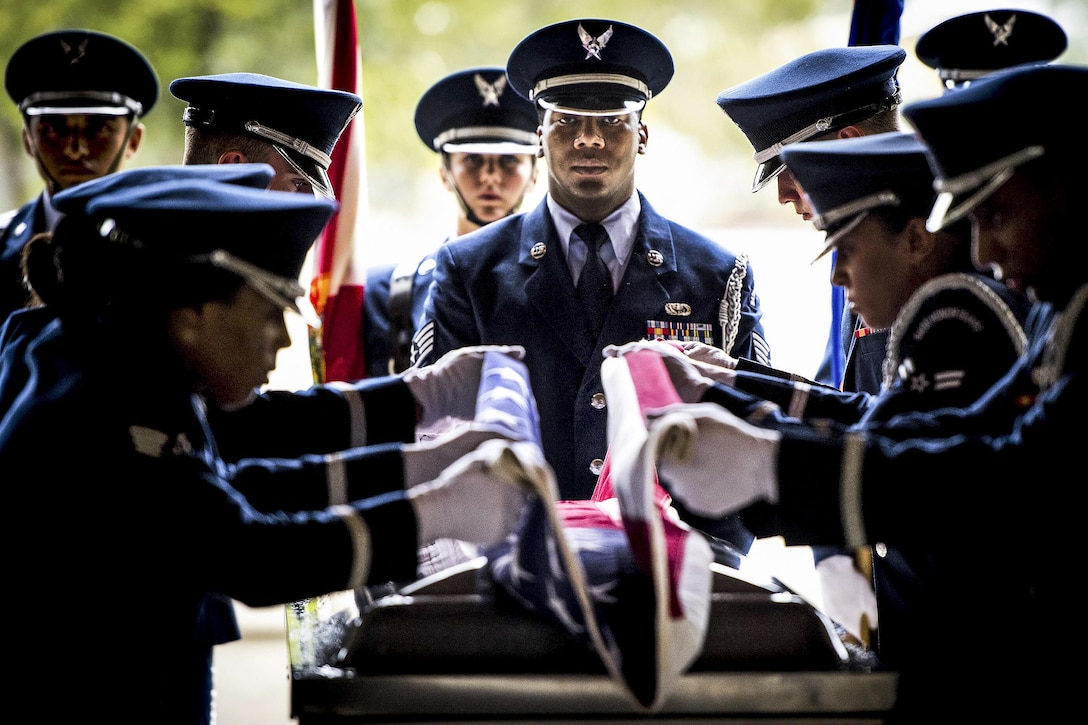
left=209, top=375, right=417, bottom=462
left=412, top=242, right=481, bottom=367
left=228, top=441, right=406, bottom=512
left=730, top=363, right=871, bottom=424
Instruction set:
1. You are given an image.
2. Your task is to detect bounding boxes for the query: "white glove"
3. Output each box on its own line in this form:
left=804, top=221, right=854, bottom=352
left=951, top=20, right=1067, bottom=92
left=603, top=339, right=726, bottom=402
left=402, top=345, right=526, bottom=430
left=650, top=402, right=780, bottom=517
left=408, top=439, right=537, bottom=547
left=403, top=423, right=516, bottom=488
left=682, top=341, right=738, bottom=371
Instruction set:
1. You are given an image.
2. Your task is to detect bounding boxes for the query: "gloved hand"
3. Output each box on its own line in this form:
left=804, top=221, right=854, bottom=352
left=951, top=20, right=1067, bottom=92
left=604, top=339, right=729, bottom=401
left=403, top=422, right=517, bottom=488
left=402, top=345, right=527, bottom=430
left=407, top=439, right=539, bottom=547
left=650, top=402, right=780, bottom=517
left=681, top=341, right=738, bottom=371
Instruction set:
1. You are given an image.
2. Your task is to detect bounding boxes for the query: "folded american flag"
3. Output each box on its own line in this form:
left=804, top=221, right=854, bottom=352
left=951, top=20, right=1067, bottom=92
left=484, top=347, right=712, bottom=711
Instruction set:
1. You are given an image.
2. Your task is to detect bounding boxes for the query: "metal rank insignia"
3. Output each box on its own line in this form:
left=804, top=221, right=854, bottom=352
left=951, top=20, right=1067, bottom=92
left=645, top=320, right=713, bottom=343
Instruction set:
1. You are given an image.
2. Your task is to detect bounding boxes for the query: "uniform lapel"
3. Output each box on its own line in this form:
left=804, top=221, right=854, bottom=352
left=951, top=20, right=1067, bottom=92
left=520, top=202, right=600, bottom=364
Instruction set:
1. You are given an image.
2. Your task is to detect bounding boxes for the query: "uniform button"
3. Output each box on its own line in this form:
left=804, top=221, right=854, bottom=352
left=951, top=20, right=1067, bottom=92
left=590, top=392, right=606, bottom=409
left=589, top=458, right=605, bottom=475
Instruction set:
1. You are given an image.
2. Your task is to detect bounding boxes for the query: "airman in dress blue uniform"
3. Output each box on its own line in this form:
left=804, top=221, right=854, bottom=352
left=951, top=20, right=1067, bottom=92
left=364, top=66, right=540, bottom=377
left=413, top=18, right=769, bottom=513
left=685, top=129, right=1033, bottom=670
left=915, top=8, right=1067, bottom=93
left=644, top=63, right=1088, bottom=722
left=0, top=28, right=158, bottom=324
left=0, top=165, right=534, bottom=723
left=716, top=45, right=905, bottom=394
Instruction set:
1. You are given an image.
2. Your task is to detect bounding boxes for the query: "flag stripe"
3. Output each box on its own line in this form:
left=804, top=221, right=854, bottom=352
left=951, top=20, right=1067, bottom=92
left=311, top=0, right=368, bottom=382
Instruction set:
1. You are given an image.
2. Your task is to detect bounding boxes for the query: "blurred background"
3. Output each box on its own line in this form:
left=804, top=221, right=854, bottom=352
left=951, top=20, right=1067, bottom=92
left=2, top=2, right=1085, bottom=722
left=2, top=0, right=1086, bottom=382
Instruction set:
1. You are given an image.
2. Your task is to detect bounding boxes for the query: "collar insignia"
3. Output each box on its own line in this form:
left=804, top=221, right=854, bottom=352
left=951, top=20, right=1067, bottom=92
left=984, top=13, right=1016, bottom=47
left=474, top=73, right=506, bottom=107
left=578, top=23, right=613, bottom=60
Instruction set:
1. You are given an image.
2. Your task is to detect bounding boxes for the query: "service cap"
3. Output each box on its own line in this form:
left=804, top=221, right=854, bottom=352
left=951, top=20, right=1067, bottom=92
left=5, top=29, right=158, bottom=118
left=414, top=66, right=539, bottom=155
left=901, top=64, right=1088, bottom=231
left=82, top=170, right=337, bottom=325
left=916, top=9, right=1067, bottom=91
left=507, top=18, right=673, bottom=117
left=53, top=163, right=275, bottom=217
left=169, top=72, right=361, bottom=199
left=778, top=132, right=937, bottom=262
left=716, top=45, right=905, bottom=192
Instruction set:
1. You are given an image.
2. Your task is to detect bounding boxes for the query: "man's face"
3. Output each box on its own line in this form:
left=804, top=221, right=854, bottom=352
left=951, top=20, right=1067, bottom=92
left=540, top=109, right=645, bottom=217
left=24, top=113, right=139, bottom=193
left=776, top=127, right=862, bottom=221
left=776, top=166, right=813, bottom=220
left=968, top=171, right=1060, bottom=303
left=444, top=152, right=538, bottom=225
left=828, top=214, right=917, bottom=330
left=263, top=149, right=318, bottom=196
left=174, top=285, right=293, bottom=408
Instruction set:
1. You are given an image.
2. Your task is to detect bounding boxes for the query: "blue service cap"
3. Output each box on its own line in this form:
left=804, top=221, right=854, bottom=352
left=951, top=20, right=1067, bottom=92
left=916, top=9, right=1067, bottom=91
left=507, top=18, right=673, bottom=117
left=169, top=72, right=362, bottom=199
left=53, top=163, right=275, bottom=216
left=5, top=29, right=158, bottom=118
left=902, top=64, right=1088, bottom=232
left=414, top=66, right=539, bottom=155
left=716, top=45, right=906, bottom=192
left=779, top=132, right=936, bottom=263
left=82, top=173, right=338, bottom=326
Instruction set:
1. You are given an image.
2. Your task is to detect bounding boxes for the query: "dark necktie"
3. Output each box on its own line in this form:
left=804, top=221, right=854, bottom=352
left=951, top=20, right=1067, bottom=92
left=574, top=222, right=613, bottom=337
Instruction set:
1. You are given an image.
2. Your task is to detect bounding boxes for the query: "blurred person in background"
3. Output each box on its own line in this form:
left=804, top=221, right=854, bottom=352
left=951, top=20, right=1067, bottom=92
left=0, top=28, right=157, bottom=323
left=364, top=66, right=539, bottom=377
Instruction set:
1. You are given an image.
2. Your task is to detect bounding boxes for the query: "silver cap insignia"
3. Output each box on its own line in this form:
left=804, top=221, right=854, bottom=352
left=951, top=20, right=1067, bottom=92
left=578, top=23, right=613, bottom=61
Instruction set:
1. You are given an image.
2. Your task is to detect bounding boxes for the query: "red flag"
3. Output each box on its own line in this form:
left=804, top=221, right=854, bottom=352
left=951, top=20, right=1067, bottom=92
left=311, top=0, right=368, bottom=382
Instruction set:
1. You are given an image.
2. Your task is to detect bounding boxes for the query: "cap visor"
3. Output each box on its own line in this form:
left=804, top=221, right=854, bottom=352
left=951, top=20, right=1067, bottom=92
left=538, top=97, right=645, bottom=117
left=277, top=146, right=336, bottom=200
left=24, top=105, right=132, bottom=116
left=441, top=141, right=539, bottom=155
left=926, top=166, right=1015, bottom=233
left=752, top=158, right=785, bottom=193
left=811, top=211, right=868, bottom=265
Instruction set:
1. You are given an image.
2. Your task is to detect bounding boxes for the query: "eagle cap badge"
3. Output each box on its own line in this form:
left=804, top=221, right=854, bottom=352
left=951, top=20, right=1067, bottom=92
left=984, top=12, right=1016, bottom=47
left=577, top=23, right=613, bottom=60
left=474, top=73, right=506, bottom=107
